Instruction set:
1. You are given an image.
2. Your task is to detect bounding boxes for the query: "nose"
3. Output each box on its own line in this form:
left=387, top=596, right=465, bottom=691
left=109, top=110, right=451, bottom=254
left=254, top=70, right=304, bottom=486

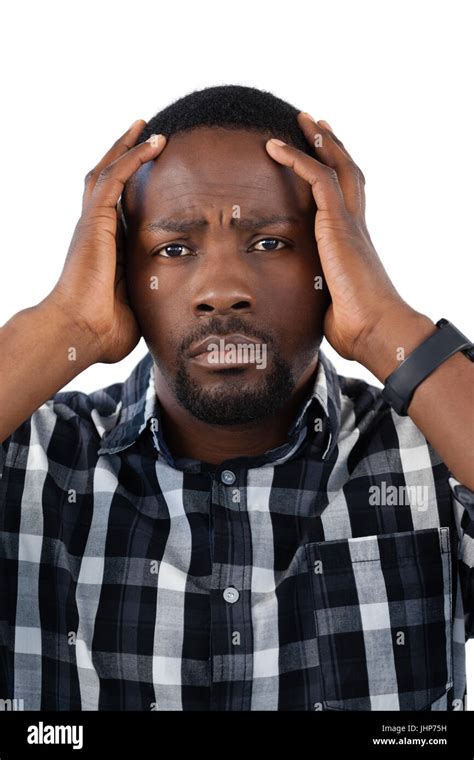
left=191, top=259, right=256, bottom=317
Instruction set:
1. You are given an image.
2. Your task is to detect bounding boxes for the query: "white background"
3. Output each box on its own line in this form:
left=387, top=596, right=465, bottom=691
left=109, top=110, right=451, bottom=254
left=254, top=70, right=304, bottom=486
left=1, top=0, right=473, bottom=702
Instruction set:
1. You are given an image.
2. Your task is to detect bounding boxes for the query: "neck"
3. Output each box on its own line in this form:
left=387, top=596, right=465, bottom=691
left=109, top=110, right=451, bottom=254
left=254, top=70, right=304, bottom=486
left=153, top=357, right=319, bottom=466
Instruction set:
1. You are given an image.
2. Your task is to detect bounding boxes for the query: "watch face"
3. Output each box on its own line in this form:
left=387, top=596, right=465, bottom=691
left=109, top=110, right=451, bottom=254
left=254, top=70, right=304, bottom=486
left=437, top=321, right=474, bottom=360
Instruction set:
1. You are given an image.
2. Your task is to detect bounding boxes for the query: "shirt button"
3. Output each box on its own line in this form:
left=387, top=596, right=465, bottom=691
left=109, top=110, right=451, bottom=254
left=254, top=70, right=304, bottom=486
left=221, top=469, right=236, bottom=485
left=223, top=586, right=240, bottom=604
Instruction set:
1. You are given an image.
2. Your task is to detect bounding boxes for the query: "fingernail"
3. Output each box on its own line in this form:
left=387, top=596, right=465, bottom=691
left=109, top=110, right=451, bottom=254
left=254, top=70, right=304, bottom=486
left=318, top=120, right=334, bottom=132
left=129, top=119, right=143, bottom=130
left=146, top=133, right=165, bottom=147
left=268, top=138, right=287, bottom=147
left=301, top=112, right=317, bottom=123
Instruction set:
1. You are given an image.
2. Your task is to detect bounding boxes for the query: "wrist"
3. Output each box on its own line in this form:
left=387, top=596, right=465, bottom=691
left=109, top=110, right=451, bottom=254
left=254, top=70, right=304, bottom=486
left=36, top=297, right=103, bottom=368
left=353, top=305, right=437, bottom=383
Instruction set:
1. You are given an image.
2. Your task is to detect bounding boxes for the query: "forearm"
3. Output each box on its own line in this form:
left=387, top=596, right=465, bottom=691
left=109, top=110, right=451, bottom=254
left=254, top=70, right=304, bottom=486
left=0, top=300, right=99, bottom=443
left=358, top=308, right=474, bottom=490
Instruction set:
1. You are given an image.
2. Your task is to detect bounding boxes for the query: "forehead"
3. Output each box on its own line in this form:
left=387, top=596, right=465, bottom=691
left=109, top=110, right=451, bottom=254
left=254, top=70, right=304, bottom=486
left=125, top=127, right=314, bottom=223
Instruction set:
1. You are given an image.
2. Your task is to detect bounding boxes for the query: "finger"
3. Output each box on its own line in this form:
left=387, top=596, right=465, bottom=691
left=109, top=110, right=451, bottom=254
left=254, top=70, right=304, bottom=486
left=298, top=113, right=362, bottom=172
left=297, top=113, right=366, bottom=217
left=82, top=119, right=146, bottom=211
left=265, top=138, right=347, bottom=215
left=85, top=134, right=167, bottom=217
left=78, top=135, right=166, bottom=251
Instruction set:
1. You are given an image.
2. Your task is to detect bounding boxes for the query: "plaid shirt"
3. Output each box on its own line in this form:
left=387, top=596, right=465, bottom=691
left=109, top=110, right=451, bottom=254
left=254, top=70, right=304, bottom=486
left=0, top=350, right=473, bottom=712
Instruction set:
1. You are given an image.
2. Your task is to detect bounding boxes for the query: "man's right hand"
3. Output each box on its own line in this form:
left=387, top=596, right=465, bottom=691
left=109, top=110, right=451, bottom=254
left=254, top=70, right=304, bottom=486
left=0, top=121, right=166, bottom=444
left=46, top=120, right=166, bottom=364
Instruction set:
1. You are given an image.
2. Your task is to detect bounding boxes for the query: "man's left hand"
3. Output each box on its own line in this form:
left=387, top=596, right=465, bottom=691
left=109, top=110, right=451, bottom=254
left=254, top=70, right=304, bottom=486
left=265, top=113, right=421, bottom=367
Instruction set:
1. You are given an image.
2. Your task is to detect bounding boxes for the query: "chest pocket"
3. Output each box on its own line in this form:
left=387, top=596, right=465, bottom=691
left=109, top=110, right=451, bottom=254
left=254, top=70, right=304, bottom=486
left=305, top=527, right=453, bottom=711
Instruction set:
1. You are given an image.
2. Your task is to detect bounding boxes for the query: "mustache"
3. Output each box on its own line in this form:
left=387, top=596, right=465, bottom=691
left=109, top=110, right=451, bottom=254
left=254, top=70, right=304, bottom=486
left=180, top=316, right=275, bottom=353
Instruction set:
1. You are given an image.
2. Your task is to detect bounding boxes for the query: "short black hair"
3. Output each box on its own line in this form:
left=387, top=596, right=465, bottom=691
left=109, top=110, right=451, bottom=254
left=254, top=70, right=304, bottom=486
left=135, top=84, right=313, bottom=155
left=121, top=85, right=314, bottom=222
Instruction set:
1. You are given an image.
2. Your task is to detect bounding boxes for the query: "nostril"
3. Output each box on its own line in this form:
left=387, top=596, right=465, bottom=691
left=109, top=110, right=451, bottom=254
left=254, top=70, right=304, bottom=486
left=195, top=300, right=252, bottom=314
left=233, top=301, right=251, bottom=310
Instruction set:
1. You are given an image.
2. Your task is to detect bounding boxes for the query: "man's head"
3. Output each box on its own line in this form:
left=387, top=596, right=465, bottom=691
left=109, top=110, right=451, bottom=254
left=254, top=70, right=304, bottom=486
left=122, top=85, right=328, bottom=426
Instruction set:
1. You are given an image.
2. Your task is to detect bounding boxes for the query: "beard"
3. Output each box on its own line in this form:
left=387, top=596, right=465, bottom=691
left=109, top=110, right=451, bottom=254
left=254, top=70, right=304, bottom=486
left=172, top=352, right=295, bottom=425
left=152, top=315, right=317, bottom=426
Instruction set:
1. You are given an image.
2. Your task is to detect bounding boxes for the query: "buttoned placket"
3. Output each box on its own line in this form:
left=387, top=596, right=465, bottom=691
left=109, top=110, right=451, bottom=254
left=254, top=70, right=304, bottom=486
left=208, top=465, right=253, bottom=710
left=146, top=404, right=331, bottom=710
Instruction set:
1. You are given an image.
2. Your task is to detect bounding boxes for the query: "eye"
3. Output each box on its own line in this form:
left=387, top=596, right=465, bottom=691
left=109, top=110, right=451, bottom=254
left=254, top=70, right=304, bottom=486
left=153, top=243, right=193, bottom=258
left=251, top=238, right=286, bottom=252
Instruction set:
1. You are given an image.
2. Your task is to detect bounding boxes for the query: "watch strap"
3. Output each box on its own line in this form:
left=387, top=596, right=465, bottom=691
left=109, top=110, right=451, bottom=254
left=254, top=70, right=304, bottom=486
left=381, top=319, right=474, bottom=416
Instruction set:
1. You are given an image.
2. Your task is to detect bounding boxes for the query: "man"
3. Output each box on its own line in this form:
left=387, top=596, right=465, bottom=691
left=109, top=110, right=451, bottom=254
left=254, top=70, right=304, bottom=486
left=0, top=85, right=473, bottom=711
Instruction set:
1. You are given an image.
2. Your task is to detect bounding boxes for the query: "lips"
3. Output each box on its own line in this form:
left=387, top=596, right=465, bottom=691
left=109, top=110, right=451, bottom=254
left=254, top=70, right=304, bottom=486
left=188, top=333, right=261, bottom=358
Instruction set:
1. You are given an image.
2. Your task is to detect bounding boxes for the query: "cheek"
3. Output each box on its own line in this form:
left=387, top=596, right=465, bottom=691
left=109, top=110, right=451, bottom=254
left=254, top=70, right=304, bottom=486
left=273, top=301, right=321, bottom=353
left=265, top=255, right=324, bottom=313
left=262, top=259, right=327, bottom=354
left=126, top=266, right=182, bottom=351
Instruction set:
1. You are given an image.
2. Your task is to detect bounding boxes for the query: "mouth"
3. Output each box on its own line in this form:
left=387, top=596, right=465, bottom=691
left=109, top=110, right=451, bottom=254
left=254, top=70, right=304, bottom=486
left=188, top=334, right=260, bottom=357
left=187, top=333, right=266, bottom=369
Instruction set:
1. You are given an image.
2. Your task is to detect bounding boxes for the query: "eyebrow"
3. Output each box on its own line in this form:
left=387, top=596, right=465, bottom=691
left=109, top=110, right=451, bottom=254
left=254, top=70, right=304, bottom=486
left=141, top=214, right=300, bottom=234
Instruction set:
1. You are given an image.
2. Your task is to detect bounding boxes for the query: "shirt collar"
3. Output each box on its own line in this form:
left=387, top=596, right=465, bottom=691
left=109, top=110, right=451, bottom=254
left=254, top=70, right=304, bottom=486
left=97, top=350, right=342, bottom=462
left=97, top=352, right=157, bottom=456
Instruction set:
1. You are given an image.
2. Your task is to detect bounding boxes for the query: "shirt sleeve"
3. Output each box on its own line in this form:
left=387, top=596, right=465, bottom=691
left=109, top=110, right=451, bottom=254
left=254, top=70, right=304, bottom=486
left=449, top=476, right=474, bottom=639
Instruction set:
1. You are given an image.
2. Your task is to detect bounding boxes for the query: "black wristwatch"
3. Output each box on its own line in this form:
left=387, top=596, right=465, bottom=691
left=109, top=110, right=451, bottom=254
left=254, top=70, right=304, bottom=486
left=381, top=318, right=474, bottom=416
